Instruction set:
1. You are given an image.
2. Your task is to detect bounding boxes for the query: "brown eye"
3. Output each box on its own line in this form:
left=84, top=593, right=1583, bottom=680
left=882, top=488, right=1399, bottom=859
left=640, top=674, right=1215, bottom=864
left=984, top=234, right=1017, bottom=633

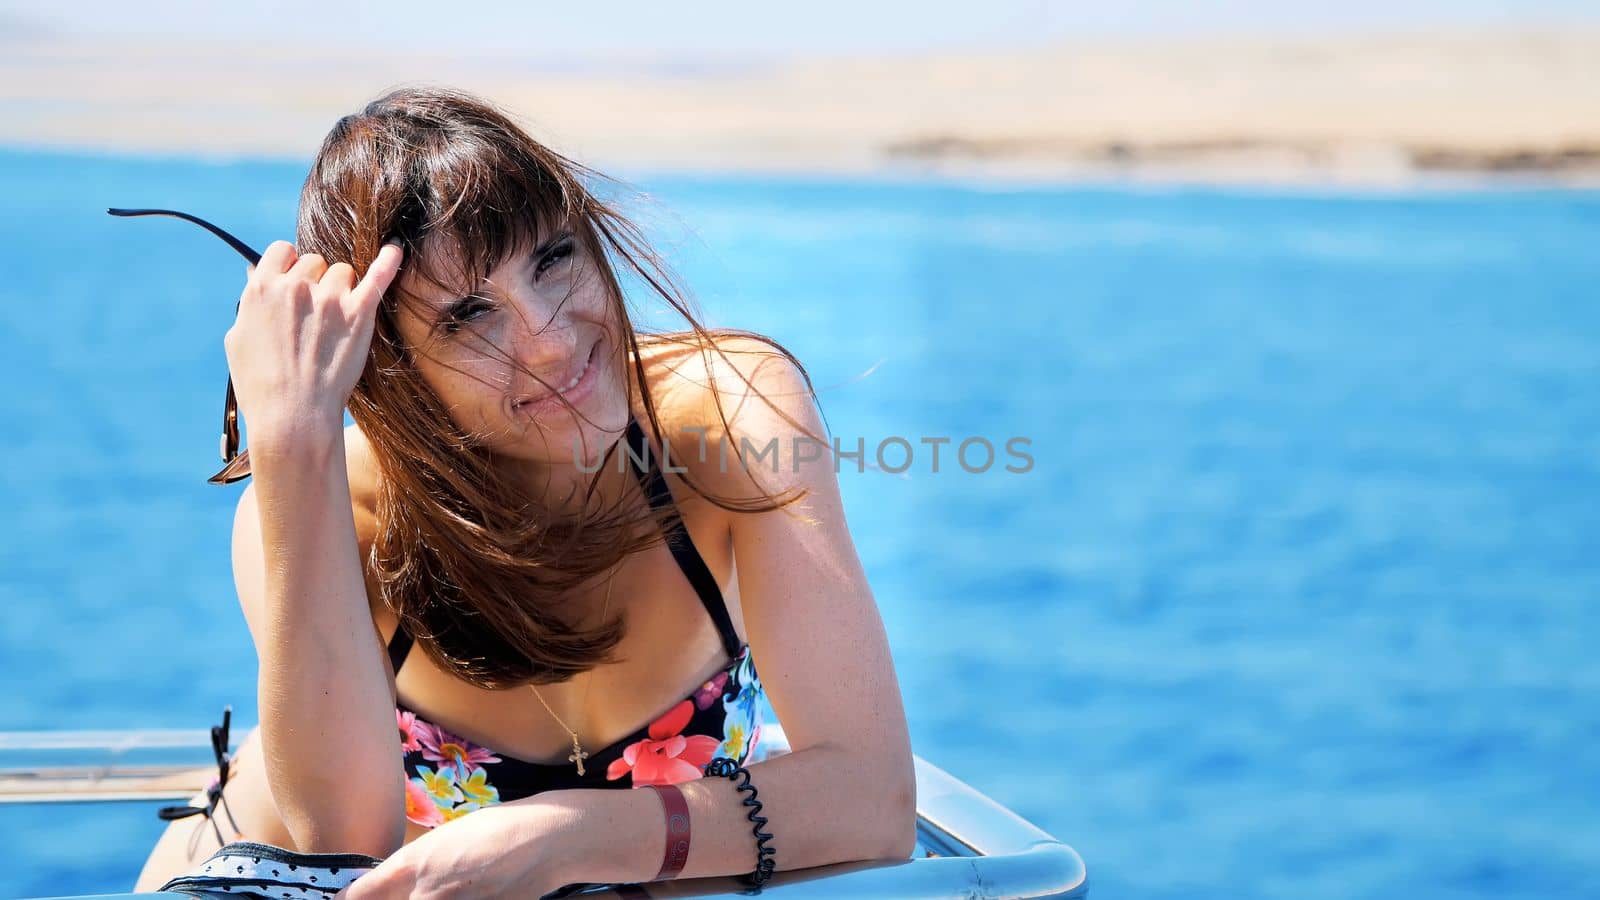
left=534, top=240, right=574, bottom=279
left=442, top=295, right=495, bottom=334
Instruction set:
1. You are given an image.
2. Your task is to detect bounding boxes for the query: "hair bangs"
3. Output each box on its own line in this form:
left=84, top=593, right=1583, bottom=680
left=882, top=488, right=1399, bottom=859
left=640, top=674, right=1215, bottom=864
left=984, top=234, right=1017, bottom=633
left=387, top=126, right=581, bottom=314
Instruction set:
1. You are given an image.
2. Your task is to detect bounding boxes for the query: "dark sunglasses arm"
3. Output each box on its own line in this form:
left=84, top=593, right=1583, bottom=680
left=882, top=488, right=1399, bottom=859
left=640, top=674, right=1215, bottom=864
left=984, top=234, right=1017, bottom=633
left=107, top=208, right=264, bottom=265
left=106, top=207, right=260, bottom=485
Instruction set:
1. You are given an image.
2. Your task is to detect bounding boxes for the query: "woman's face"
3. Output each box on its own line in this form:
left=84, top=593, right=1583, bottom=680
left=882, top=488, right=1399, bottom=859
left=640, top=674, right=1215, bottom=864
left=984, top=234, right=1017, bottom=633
left=391, top=220, right=631, bottom=473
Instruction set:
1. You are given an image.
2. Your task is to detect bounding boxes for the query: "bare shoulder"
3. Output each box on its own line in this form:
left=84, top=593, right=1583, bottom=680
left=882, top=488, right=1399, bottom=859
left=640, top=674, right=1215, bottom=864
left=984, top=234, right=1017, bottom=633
left=636, top=331, right=826, bottom=499
left=638, top=331, right=819, bottom=433
left=342, top=422, right=381, bottom=539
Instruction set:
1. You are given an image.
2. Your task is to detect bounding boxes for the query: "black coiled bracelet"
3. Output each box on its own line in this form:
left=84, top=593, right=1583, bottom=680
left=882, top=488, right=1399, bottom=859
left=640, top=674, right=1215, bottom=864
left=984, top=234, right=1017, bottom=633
left=703, top=759, right=777, bottom=888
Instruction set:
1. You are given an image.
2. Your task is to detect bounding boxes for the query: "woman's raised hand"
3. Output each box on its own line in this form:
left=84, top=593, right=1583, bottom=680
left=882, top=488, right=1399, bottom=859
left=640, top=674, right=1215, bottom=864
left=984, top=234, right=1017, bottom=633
left=223, top=241, right=404, bottom=443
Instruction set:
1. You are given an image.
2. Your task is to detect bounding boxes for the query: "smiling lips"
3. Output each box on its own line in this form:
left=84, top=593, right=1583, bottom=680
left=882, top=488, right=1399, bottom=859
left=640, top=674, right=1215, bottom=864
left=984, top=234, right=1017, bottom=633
left=512, top=340, right=600, bottom=413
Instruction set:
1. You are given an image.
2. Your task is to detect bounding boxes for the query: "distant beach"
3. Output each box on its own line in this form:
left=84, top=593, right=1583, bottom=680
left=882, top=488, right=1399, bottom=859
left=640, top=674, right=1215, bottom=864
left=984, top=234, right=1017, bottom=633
left=2, top=28, right=1598, bottom=184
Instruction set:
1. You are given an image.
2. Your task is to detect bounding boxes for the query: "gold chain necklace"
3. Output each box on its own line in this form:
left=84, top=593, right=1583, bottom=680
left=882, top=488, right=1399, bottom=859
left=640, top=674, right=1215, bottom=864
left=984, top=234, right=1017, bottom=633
left=528, top=574, right=615, bottom=776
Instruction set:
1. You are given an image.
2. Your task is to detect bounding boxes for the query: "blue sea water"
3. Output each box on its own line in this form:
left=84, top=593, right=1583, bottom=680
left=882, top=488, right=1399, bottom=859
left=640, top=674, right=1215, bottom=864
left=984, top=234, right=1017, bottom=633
left=0, top=148, right=1597, bottom=899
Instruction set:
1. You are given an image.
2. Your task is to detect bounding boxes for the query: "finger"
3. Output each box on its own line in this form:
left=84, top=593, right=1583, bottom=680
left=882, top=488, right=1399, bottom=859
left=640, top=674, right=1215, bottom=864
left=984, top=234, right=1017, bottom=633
left=290, top=251, right=329, bottom=282
left=349, top=243, right=405, bottom=313
left=322, top=261, right=357, bottom=294
left=336, top=863, right=403, bottom=900
left=258, top=240, right=298, bottom=275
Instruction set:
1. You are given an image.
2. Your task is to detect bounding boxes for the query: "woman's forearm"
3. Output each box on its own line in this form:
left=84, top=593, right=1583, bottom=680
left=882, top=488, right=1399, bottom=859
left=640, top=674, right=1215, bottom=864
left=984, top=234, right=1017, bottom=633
left=533, top=744, right=916, bottom=887
left=247, top=421, right=405, bottom=855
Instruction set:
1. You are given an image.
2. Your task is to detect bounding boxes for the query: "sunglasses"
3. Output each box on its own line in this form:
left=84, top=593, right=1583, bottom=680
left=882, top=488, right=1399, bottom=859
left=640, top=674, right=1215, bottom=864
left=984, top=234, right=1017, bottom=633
left=107, top=207, right=259, bottom=485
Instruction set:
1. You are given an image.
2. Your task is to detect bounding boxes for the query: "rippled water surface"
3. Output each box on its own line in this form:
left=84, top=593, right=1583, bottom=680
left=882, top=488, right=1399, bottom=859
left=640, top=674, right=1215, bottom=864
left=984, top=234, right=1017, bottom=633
left=1, top=150, right=1597, bottom=898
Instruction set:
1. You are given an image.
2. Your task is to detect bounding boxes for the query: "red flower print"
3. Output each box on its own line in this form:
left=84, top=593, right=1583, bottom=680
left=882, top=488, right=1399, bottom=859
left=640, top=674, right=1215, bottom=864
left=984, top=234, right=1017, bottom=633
left=606, top=699, right=720, bottom=786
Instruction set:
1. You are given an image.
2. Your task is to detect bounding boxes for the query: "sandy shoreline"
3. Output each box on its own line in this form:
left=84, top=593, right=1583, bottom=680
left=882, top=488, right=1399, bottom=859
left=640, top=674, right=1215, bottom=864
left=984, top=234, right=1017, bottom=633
left=3, top=30, right=1598, bottom=185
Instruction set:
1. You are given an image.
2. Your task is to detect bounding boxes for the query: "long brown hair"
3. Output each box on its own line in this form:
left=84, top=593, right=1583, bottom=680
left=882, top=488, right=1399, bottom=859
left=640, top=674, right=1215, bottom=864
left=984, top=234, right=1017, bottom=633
left=295, top=86, right=813, bottom=689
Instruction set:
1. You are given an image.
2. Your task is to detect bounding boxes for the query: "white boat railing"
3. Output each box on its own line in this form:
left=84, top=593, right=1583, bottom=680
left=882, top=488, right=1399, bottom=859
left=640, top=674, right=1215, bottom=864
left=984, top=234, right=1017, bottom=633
left=0, top=729, right=217, bottom=804
left=3, top=729, right=1087, bottom=898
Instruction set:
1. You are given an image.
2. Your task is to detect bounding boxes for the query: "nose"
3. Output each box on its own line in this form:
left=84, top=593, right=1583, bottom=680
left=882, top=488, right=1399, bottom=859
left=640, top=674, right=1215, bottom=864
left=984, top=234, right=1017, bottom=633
left=504, top=295, right=581, bottom=386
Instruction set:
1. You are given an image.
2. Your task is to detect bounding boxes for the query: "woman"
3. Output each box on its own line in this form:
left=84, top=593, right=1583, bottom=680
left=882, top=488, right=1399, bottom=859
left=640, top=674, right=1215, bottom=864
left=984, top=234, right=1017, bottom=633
left=134, top=86, right=915, bottom=896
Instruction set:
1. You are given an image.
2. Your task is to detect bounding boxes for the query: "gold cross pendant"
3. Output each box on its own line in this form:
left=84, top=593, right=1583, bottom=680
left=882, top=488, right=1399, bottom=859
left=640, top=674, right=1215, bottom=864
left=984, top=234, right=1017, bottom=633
left=568, top=735, right=589, bottom=777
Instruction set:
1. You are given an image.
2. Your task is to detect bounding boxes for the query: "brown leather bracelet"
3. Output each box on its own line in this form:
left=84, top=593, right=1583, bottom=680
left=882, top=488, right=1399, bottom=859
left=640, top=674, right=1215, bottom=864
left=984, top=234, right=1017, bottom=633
left=647, top=783, right=691, bottom=881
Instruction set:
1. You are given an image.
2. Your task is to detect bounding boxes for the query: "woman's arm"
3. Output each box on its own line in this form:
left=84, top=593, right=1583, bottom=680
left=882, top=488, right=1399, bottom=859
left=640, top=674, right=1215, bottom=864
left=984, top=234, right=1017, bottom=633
left=227, top=240, right=408, bottom=856
left=235, top=433, right=405, bottom=856
left=346, top=340, right=915, bottom=896
left=567, top=339, right=918, bottom=876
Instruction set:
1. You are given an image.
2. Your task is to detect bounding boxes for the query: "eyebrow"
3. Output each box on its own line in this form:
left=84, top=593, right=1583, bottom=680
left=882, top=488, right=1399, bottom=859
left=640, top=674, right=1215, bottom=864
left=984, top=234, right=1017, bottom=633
left=437, top=229, right=574, bottom=318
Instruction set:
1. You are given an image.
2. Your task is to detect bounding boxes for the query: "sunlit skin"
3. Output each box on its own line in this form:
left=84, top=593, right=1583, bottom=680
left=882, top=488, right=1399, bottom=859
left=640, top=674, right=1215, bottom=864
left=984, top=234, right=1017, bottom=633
left=135, top=213, right=915, bottom=896
left=392, top=223, right=634, bottom=508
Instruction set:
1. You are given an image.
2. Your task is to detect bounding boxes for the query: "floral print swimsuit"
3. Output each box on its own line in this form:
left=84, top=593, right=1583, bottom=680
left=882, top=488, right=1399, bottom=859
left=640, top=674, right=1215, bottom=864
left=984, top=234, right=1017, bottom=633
left=386, top=417, right=768, bottom=828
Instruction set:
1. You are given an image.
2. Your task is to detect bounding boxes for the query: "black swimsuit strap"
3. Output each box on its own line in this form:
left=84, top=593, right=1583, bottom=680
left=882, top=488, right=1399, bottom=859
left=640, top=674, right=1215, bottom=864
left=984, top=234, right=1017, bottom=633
left=386, top=626, right=413, bottom=676
left=625, top=416, right=744, bottom=659
left=386, top=417, right=742, bottom=674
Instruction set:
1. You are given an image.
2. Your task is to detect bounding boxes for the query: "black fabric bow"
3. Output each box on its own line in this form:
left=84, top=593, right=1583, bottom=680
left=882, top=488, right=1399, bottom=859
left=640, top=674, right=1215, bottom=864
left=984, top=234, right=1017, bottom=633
left=157, top=706, right=242, bottom=853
